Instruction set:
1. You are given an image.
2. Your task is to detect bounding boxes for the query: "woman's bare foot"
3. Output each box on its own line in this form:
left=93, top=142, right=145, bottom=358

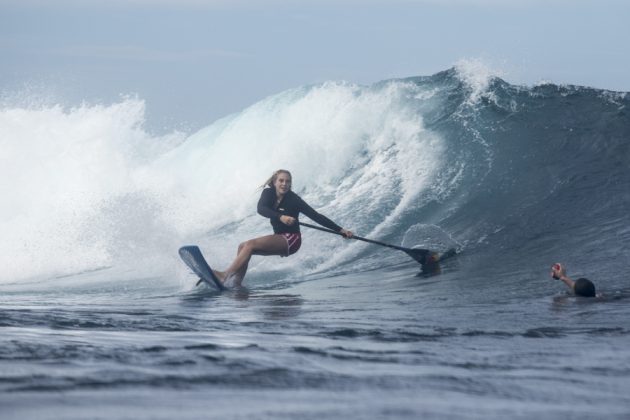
left=212, top=270, right=241, bottom=287
left=212, top=269, right=227, bottom=282
left=222, top=272, right=242, bottom=288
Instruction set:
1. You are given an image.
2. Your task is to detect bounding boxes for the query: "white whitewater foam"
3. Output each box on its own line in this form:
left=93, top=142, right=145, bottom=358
left=454, top=58, right=505, bottom=105
left=0, top=99, right=184, bottom=282
left=1, top=81, right=446, bottom=283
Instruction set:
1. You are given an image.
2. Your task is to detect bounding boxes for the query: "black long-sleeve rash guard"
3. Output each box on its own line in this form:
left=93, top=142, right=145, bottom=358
left=257, top=187, right=342, bottom=235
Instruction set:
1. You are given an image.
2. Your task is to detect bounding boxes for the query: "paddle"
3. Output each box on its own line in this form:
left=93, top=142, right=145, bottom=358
left=299, top=221, right=435, bottom=265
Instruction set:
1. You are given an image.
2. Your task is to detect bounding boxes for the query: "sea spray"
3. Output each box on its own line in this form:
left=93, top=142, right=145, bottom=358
left=0, top=99, right=185, bottom=282
left=1, top=82, right=446, bottom=283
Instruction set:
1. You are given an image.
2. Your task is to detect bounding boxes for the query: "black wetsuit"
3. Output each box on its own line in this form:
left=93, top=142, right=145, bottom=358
left=257, top=187, right=342, bottom=235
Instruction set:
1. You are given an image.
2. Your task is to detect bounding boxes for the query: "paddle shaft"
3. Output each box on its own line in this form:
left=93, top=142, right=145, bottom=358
left=299, top=221, right=413, bottom=253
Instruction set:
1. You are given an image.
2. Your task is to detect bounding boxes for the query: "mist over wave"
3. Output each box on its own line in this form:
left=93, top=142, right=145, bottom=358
left=0, top=99, right=186, bottom=282
left=2, top=62, right=629, bottom=287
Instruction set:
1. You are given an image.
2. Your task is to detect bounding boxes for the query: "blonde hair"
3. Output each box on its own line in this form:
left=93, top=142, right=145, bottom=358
left=262, top=169, right=292, bottom=189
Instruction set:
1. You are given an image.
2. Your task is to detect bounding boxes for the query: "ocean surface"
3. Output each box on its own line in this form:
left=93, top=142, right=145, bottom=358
left=2, top=64, right=630, bottom=419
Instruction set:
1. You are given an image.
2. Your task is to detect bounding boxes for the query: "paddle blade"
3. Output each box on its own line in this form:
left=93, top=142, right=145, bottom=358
left=404, top=248, right=435, bottom=265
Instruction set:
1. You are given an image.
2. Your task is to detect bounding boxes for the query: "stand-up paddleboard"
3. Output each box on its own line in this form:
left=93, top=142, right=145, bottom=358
left=178, top=246, right=226, bottom=291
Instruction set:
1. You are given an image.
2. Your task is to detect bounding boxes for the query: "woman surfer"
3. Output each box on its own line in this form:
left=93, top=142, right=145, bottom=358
left=213, top=169, right=353, bottom=287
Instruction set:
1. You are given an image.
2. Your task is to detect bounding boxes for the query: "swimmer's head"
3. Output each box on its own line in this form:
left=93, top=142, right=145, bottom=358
left=574, top=278, right=596, bottom=297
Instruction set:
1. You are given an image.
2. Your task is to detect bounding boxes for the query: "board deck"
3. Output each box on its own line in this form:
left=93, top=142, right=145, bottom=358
left=178, top=245, right=226, bottom=291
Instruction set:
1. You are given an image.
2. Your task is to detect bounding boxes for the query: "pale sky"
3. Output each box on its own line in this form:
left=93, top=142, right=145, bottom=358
left=1, top=0, right=629, bottom=131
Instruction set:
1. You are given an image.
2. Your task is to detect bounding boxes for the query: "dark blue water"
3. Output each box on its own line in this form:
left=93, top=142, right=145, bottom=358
left=2, top=67, right=630, bottom=419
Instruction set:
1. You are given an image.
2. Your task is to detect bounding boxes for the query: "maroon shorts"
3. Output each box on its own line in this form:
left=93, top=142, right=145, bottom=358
left=280, top=233, right=302, bottom=257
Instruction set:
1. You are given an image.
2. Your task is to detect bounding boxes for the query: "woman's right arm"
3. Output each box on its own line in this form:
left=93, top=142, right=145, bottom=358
left=257, top=188, right=281, bottom=221
left=551, top=263, right=576, bottom=291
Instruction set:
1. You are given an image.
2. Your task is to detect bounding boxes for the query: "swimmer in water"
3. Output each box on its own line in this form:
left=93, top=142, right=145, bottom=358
left=550, top=263, right=596, bottom=297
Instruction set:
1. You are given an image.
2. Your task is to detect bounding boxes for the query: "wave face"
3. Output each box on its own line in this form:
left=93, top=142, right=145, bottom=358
left=2, top=65, right=629, bottom=284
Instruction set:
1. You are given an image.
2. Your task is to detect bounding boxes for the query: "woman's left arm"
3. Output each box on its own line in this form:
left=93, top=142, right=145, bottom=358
left=298, top=196, right=352, bottom=237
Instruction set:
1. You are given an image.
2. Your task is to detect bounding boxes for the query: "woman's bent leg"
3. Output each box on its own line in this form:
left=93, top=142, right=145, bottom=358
left=219, top=234, right=287, bottom=286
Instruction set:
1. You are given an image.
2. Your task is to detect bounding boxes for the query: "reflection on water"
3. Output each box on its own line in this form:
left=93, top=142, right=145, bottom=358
left=249, top=293, right=305, bottom=320
left=181, top=285, right=304, bottom=320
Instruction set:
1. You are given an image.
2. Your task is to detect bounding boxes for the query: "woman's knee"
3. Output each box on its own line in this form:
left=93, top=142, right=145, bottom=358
left=239, top=240, right=255, bottom=254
